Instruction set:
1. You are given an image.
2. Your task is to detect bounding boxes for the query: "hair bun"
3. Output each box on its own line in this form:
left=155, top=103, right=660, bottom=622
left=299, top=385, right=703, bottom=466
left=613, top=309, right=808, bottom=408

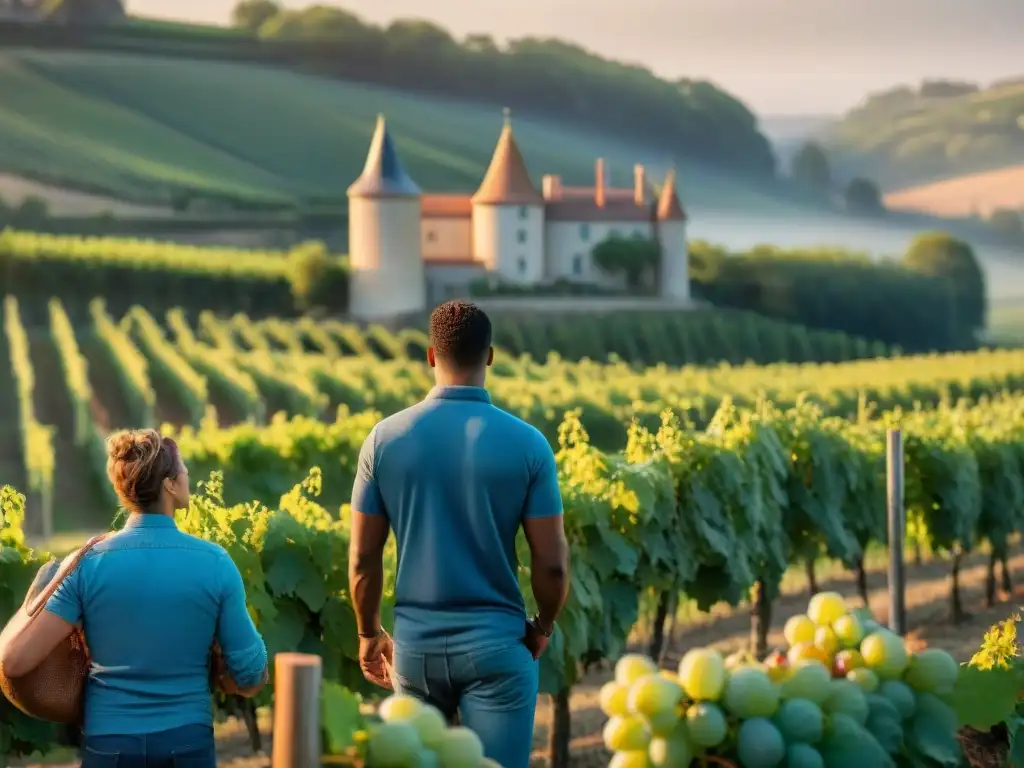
left=105, top=429, right=181, bottom=514
left=106, top=429, right=161, bottom=464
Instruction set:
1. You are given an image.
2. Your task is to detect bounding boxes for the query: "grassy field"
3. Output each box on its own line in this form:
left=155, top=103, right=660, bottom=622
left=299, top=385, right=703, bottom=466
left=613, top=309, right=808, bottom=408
left=0, top=173, right=171, bottom=217
left=0, top=49, right=796, bottom=214
left=884, top=164, right=1024, bottom=217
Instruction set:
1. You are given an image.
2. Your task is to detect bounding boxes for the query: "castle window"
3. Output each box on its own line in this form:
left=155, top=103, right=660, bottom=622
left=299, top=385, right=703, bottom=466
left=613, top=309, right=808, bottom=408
left=518, top=206, right=529, bottom=220
left=580, top=223, right=590, bottom=241
left=425, top=230, right=437, bottom=243
left=572, top=254, right=583, bottom=276
left=517, top=229, right=527, bottom=244
left=517, top=256, right=527, bottom=274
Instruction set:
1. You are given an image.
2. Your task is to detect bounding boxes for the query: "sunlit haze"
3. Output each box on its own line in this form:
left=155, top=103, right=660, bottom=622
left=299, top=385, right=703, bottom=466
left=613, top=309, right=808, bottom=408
left=126, top=0, right=1024, bottom=115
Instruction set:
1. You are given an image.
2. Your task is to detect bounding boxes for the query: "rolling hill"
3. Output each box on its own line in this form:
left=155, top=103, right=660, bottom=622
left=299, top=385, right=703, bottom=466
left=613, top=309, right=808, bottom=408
left=822, top=78, right=1024, bottom=189
left=0, top=48, right=797, bottom=215
left=884, top=165, right=1024, bottom=218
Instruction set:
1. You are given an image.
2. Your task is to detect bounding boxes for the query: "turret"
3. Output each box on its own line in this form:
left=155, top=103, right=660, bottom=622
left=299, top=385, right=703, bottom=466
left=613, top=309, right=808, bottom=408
left=471, top=110, right=546, bottom=283
left=656, top=168, right=689, bottom=303
left=347, top=115, right=426, bottom=321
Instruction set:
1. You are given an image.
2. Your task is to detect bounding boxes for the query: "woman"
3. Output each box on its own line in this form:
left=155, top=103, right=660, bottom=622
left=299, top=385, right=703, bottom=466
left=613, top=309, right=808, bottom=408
left=0, top=429, right=268, bottom=768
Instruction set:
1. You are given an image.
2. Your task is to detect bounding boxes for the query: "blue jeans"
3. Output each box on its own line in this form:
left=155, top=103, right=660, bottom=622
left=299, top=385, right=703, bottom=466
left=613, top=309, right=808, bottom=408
left=392, top=641, right=539, bottom=768
left=81, top=724, right=216, bottom=768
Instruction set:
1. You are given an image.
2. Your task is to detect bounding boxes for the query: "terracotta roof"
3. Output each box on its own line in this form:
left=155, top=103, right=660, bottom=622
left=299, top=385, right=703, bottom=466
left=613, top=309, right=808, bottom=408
left=472, top=113, right=543, bottom=206
left=421, top=194, right=472, bottom=218
left=656, top=169, right=687, bottom=221
left=347, top=115, right=421, bottom=199
left=545, top=197, right=656, bottom=223
left=558, top=186, right=639, bottom=201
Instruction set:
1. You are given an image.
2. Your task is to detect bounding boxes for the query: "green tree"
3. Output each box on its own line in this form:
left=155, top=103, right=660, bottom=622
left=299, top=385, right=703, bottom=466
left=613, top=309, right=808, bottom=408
left=989, top=209, right=1024, bottom=245
left=243, top=3, right=776, bottom=178
left=903, top=232, right=986, bottom=341
left=791, top=142, right=832, bottom=196
left=257, top=4, right=370, bottom=40
left=287, top=241, right=348, bottom=311
left=231, top=0, right=281, bottom=33
left=38, top=0, right=124, bottom=23
left=918, top=79, right=979, bottom=98
left=844, top=178, right=884, bottom=215
left=592, top=234, right=660, bottom=291
left=11, top=196, right=49, bottom=229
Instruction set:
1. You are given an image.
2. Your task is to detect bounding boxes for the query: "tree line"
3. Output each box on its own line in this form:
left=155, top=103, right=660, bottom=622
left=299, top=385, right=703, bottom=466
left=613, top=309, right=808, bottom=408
left=689, top=232, right=986, bottom=353
left=823, top=78, right=1024, bottom=187
left=789, top=141, right=885, bottom=216
left=219, top=0, right=777, bottom=177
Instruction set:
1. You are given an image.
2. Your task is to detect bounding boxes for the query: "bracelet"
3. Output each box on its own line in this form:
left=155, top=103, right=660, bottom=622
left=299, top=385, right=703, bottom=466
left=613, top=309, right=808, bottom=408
left=532, top=615, right=554, bottom=637
left=358, top=628, right=383, bottom=639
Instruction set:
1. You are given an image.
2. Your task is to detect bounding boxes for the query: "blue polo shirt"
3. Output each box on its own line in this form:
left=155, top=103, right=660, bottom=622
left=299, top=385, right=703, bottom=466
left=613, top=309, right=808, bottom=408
left=45, top=514, right=268, bottom=736
left=351, top=385, right=563, bottom=653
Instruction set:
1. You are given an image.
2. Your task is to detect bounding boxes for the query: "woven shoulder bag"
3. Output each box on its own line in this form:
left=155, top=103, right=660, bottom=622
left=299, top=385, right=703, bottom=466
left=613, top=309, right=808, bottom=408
left=0, top=535, right=106, bottom=723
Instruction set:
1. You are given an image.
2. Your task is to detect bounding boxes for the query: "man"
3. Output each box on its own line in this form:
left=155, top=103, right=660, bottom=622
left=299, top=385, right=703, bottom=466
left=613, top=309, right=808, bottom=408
left=348, top=300, right=569, bottom=768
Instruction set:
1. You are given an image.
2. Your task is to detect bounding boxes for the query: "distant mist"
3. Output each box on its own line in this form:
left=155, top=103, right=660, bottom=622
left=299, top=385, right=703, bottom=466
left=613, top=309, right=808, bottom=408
left=758, top=114, right=835, bottom=166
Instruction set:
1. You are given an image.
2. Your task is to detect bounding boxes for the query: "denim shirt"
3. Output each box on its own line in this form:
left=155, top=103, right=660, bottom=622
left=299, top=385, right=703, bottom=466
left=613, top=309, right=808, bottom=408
left=45, top=514, right=267, bottom=736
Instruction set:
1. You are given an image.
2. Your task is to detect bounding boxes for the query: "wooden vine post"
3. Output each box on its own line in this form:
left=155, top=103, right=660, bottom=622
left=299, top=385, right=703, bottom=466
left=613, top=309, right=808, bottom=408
left=886, top=428, right=906, bottom=636
left=272, top=653, right=322, bottom=768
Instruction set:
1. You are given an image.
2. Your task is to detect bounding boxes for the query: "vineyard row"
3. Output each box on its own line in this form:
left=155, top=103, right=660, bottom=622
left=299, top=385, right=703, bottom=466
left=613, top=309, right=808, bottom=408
left=3, top=390, right=1024, bottom=757
left=7, top=299, right=1024, bottom=526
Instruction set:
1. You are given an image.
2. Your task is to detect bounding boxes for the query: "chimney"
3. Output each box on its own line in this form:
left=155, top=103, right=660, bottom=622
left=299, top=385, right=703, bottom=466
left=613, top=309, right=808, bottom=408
left=595, top=158, right=606, bottom=207
left=634, top=164, right=646, bottom=206
left=542, top=174, right=562, bottom=200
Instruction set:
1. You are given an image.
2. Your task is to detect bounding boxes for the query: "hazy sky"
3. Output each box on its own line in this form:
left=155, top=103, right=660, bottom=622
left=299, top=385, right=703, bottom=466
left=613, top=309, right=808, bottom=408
left=127, top=0, right=1024, bottom=116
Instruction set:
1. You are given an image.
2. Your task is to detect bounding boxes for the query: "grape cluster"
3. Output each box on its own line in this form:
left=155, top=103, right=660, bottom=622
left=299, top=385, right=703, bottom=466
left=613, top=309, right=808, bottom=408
left=601, top=592, right=963, bottom=767
left=363, top=694, right=503, bottom=768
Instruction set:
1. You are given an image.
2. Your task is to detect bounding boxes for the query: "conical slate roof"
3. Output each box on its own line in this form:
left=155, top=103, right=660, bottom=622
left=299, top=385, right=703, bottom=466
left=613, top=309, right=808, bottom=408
left=472, top=111, right=543, bottom=206
left=347, top=115, right=421, bottom=199
left=656, top=168, right=687, bottom=221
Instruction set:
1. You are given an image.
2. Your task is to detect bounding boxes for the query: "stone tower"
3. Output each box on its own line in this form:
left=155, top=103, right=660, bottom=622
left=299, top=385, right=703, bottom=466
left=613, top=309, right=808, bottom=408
left=656, top=169, right=690, bottom=303
left=471, top=110, right=546, bottom=284
left=347, top=115, right=426, bottom=320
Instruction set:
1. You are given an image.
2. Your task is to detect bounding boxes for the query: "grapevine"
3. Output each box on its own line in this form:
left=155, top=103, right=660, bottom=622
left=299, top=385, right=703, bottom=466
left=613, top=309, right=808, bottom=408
left=6, top=303, right=1024, bottom=764
left=166, top=309, right=266, bottom=424
left=2, top=296, right=55, bottom=538
left=125, top=307, right=208, bottom=426
left=47, top=299, right=120, bottom=513
left=89, top=298, right=156, bottom=427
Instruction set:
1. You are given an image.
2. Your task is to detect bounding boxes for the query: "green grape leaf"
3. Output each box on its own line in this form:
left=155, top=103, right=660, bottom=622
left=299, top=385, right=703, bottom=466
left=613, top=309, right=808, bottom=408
left=265, top=548, right=314, bottom=598
left=953, top=662, right=1024, bottom=730
left=1006, top=712, right=1024, bottom=768
left=538, top=626, right=567, bottom=696
left=320, top=681, right=365, bottom=755
left=905, top=712, right=965, bottom=767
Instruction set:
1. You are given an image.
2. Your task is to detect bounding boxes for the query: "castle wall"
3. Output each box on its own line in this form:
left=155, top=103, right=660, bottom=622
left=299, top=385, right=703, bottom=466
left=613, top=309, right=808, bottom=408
left=425, top=263, right=488, bottom=306
left=544, top=220, right=657, bottom=289
left=475, top=295, right=695, bottom=314
left=472, top=204, right=545, bottom=283
left=348, top=197, right=426, bottom=320
left=658, top=220, right=690, bottom=302
left=421, top=217, right=472, bottom=260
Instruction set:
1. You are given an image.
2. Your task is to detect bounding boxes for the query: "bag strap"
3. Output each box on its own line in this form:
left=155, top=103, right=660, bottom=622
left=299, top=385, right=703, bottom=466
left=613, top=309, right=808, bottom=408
left=25, top=535, right=108, bottom=619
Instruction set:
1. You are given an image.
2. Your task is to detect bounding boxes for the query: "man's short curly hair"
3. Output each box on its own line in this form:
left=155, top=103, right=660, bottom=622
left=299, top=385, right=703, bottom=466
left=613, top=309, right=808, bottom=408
left=429, top=300, right=492, bottom=368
